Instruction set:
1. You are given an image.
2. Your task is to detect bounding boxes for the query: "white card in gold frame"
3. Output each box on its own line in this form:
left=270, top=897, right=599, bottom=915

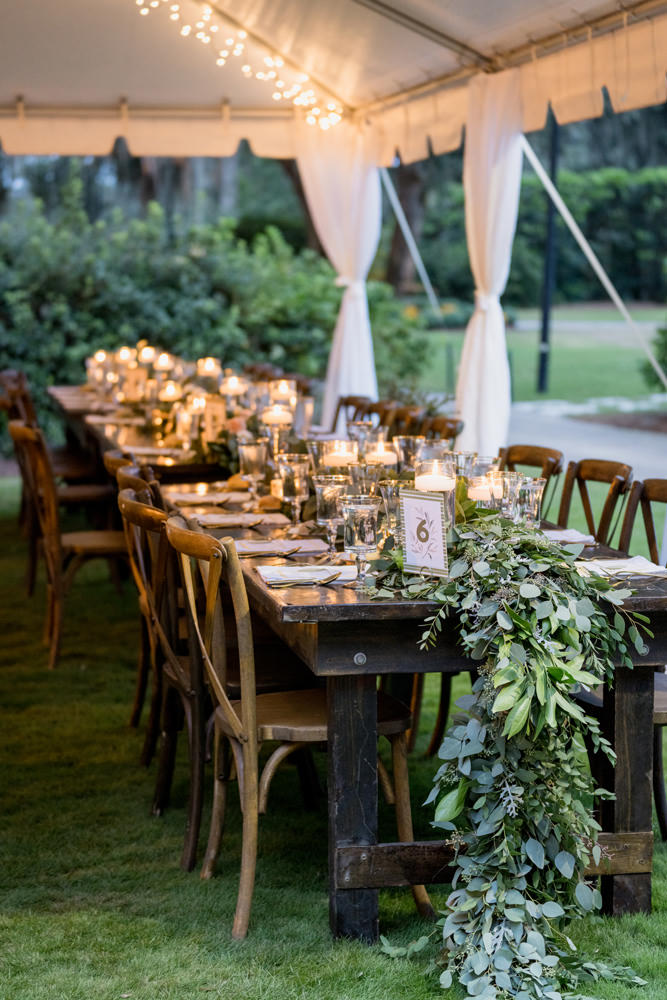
left=399, top=488, right=449, bottom=578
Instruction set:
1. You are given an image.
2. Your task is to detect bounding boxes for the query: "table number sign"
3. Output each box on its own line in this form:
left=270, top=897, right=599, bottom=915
left=399, top=488, right=449, bottom=578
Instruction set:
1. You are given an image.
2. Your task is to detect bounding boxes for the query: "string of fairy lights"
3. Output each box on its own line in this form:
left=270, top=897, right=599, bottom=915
left=133, top=0, right=344, bottom=129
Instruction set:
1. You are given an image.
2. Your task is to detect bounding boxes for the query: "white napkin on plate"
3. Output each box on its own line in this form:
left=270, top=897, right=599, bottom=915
left=543, top=528, right=595, bottom=544
left=576, top=556, right=667, bottom=577
left=257, top=563, right=357, bottom=586
left=194, top=512, right=290, bottom=528
left=235, top=538, right=328, bottom=556
left=167, top=489, right=249, bottom=505
left=128, top=445, right=195, bottom=460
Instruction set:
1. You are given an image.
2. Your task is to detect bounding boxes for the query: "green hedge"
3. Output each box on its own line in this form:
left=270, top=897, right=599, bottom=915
left=0, top=177, right=427, bottom=449
left=420, top=166, right=667, bottom=306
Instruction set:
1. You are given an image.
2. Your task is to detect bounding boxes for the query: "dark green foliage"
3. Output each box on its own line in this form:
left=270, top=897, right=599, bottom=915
left=420, top=167, right=667, bottom=307
left=0, top=173, right=427, bottom=449
left=643, top=324, right=667, bottom=391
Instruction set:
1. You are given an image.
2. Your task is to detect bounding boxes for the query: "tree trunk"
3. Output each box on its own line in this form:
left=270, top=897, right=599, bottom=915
left=385, top=162, right=426, bottom=292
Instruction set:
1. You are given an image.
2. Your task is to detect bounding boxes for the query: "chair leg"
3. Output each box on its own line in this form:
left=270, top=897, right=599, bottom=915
left=201, top=728, right=230, bottom=881
left=180, top=696, right=206, bottom=873
left=426, top=673, right=453, bottom=758
left=406, top=673, right=424, bottom=752
left=26, top=506, right=39, bottom=598
left=46, top=588, right=64, bottom=671
left=129, top=617, right=151, bottom=728
left=140, top=654, right=163, bottom=768
left=232, top=745, right=259, bottom=940
left=152, top=686, right=182, bottom=815
left=391, top=732, right=435, bottom=920
left=653, top=727, right=667, bottom=842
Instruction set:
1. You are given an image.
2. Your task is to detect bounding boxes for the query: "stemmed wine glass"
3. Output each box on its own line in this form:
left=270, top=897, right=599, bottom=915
left=237, top=439, right=268, bottom=504
left=339, top=494, right=382, bottom=589
left=277, top=454, right=310, bottom=525
left=312, top=475, right=351, bottom=553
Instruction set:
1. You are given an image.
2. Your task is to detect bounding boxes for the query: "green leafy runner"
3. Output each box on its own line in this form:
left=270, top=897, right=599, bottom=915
left=370, top=492, right=651, bottom=1000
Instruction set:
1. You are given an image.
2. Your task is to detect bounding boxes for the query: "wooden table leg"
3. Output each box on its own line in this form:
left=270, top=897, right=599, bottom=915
left=600, top=665, right=654, bottom=914
left=327, top=673, right=379, bottom=941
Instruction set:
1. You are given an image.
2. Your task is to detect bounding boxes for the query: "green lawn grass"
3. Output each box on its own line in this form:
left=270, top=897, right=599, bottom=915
left=1, top=476, right=666, bottom=1000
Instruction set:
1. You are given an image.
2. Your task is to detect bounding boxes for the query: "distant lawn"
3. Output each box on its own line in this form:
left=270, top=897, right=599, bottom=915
left=420, top=329, right=651, bottom=402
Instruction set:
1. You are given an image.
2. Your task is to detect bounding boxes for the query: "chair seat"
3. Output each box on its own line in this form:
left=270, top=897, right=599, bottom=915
left=61, top=529, right=127, bottom=555
left=219, top=689, right=411, bottom=743
left=576, top=672, right=667, bottom=723
left=57, top=482, right=114, bottom=504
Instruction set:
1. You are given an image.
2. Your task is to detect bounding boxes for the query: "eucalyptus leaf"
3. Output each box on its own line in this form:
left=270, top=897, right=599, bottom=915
left=519, top=582, right=541, bottom=599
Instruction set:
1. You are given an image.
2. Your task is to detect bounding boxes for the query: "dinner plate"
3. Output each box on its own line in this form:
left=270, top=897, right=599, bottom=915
left=235, top=538, right=328, bottom=556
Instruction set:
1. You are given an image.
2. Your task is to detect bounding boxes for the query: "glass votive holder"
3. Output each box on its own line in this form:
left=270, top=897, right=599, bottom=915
left=321, top=439, right=358, bottom=469
left=363, top=439, right=398, bottom=469
left=348, top=463, right=382, bottom=496
left=392, top=435, right=426, bottom=473
left=471, top=455, right=500, bottom=477
left=517, top=477, right=546, bottom=526
left=488, top=471, right=522, bottom=519
left=416, top=440, right=453, bottom=463
left=269, top=378, right=298, bottom=408
left=452, top=451, right=477, bottom=477
left=379, top=479, right=402, bottom=538
left=414, top=456, right=456, bottom=529
left=466, top=475, right=494, bottom=508
left=346, top=420, right=376, bottom=458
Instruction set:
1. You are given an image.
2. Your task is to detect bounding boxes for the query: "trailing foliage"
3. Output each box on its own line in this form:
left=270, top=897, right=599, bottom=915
left=0, top=173, right=427, bottom=450
left=371, top=497, right=651, bottom=999
left=642, top=324, right=667, bottom=391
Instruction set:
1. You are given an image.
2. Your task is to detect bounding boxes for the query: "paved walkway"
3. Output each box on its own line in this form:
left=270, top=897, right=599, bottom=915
left=509, top=400, right=667, bottom=481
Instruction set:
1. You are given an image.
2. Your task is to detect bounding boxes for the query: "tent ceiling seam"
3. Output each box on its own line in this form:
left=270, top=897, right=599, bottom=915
left=357, top=0, right=667, bottom=117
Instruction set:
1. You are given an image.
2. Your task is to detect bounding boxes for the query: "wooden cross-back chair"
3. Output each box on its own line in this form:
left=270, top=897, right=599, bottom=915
left=556, top=458, right=633, bottom=546
left=118, top=487, right=207, bottom=871
left=499, top=444, right=564, bottom=519
left=353, top=399, right=398, bottom=427
left=579, top=477, right=667, bottom=840
left=8, top=420, right=126, bottom=670
left=419, top=414, right=464, bottom=447
left=165, top=516, right=433, bottom=938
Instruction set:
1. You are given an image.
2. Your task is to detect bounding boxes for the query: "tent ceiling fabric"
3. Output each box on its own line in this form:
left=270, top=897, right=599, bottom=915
left=0, top=0, right=665, bottom=158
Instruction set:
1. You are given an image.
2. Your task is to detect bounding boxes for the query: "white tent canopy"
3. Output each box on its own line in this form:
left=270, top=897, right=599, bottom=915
left=2, top=0, right=665, bottom=159
left=2, top=0, right=666, bottom=452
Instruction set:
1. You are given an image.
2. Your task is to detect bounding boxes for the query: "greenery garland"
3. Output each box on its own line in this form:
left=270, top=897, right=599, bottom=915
left=371, top=495, right=651, bottom=1000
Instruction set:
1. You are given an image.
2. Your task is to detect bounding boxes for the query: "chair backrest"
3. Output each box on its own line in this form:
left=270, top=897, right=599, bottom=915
left=165, top=517, right=256, bottom=750
left=500, top=444, right=564, bottom=518
left=557, top=458, right=633, bottom=546
left=115, top=463, right=164, bottom=507
left=419, top=414, right=464, bottom=446
left=103, top=449, right=132, bottom=479
left=8, top=419, right=62, bottom=579
left=385, top=405, right=424, bottom=438
left=330, top=394, right=372, bottom=433
left=618, top=478, right=667, bottom=563
left=353, top=399, right=397, bottom=427
left=0, top=370, right=39, bottom=425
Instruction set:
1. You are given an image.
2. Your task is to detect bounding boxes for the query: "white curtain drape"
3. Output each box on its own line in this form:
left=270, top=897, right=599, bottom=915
left=296, top=122, right=381, bottom=431
left=455, top=70, right=524, bottom=456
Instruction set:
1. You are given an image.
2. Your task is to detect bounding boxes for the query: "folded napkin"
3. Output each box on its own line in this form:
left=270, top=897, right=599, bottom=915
left=128, top=445, right=196, bottom=461
left=235, top=538, right=328, bottom=556
left=86, top=413, right=144, bottom=426
left=194, top=512, right=290, bottom=528
left=167, top=489, right=249, bottom=506
left=256, top=563, right=357, bottom=587
left=543, top=528, right=595, bottom=544
left=577, top=556, right=667, bottom=577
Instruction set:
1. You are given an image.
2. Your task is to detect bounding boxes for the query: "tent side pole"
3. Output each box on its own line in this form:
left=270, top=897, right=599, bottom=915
left=521, top=136, right=667, bottom=393
left=379, top=166, right=441, bottom=320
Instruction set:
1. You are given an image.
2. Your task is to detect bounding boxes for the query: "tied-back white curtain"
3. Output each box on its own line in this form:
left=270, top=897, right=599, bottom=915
left=456, top=70, right=523, bottom=456
left=296, top=122, right=381, bottom=431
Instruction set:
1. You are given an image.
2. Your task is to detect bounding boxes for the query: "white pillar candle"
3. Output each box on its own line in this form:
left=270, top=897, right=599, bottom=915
left=197, top=357, right=222, bottom=378
left=93, top=350, right=107, bottom=364
left=138, top=345, right=156, bottom=365
left=261, top=404, right=293, bottom=427
left=467, top=484, right=492, bottom=501
left=117, top=346, right=135, bottom=364
left=155, top=352, right=174, bottom=372
left=415, top=473, right=456, bottom=492
left=364, top=442, right=398, bottom=466
left=158, top=380, right=182, bottom=402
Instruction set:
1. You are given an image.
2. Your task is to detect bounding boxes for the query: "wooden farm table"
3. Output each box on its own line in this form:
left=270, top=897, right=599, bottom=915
left=48, top=385, right=224, bottom=483
left=237, top=554, right=667, bottom=941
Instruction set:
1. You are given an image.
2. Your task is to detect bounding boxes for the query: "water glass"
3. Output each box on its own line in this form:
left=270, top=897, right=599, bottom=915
left=471, top=455, right=500, bottom=477
left=238, top=439, right=268, bottom=502
left=346, top=420, right=376, bottom=458
left=488, top=471, right=522, bottom=518
left=277, top=454, right=310, bottom=524
left=392, top=435, right=426, bottom=473
left=340, top=494, right=382, bottom=589
left=312, top=475, right=351, bottom=552
left=348, top=462, right=382, bottom=495
left=517, top=477, right=546, bottom=526
left=452, top=451, right=477, bottom=477
left=379, top=479, right=402, bottom=538
left=414, top=453, right=456, bottom=530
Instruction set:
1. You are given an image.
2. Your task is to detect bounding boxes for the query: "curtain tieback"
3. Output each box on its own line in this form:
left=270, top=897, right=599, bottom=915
left=336, top=276, right=365, bottom=296
left=474, top=291, right=499, bottom=312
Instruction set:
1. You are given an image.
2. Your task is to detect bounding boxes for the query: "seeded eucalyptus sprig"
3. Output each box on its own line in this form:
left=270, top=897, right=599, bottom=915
left=370, top=508, right=651, bottom=1000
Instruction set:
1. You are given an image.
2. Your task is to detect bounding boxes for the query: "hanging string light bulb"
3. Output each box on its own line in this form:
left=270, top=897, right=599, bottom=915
left=133, top=0, right=344, bottom=128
